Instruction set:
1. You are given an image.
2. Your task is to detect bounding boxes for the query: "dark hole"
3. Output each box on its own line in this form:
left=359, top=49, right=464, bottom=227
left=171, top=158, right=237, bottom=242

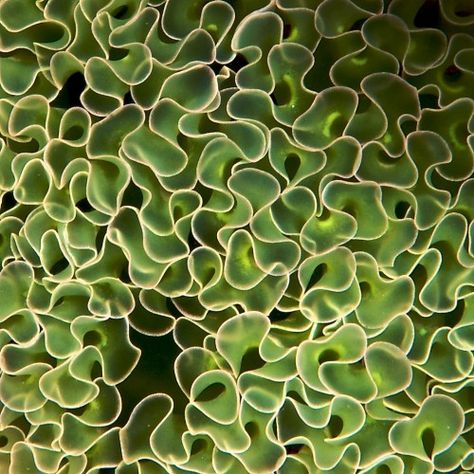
left=76, top=197, right=94, bottom=213
left=318, top=348, right=339, bottom=364
left=455, top=9, right=473, bottom=17
left=444, top=65, right=462, bottom=83
left=244, top=421, right=259, bottom=438
left=411, top=263, right=428, bottom=298
left=359, top=281, right=371, bottom=296
left=166, top=298, right=183, bottom=318
left=285, top=443, right=304, bottom=455
left=187, top=230, right=201, bottom=252
left=49, top=257, right=69, bottom=275
left=195, top=382, right=226, bottom=402
left=63, top=125, right=83, bottom=140
left=395, top=201, right=411, bottom=218
left=1, top=192, right=16, bottom=212
left=121, top=181, right=143, bottom=209
left=52, top=296, right=65, bottom=308
left=111, top=5, right=129, bottom=19
left=414, top=0, right=441, bottom=28
left=421, top=427, right=435, bottom=458
left=98, top=469, right=115, bottom=473
left=240, top=346, right=265, bottom=373
left=177, top=133, right=189, bottom=151
left=95, top=226, right=108, bottom=252
left=269, top=307, right=291, bottom=323
left=442, top=299, right=465, bottom=327
left=284, top=153, right=300, bottom=181
left=109, top=48, right=128, bottom=61
left=209, top=62, right=222, bottom=75
left=376, top=465, right=392, bottom=474
left=6, top=137, right=39, bottom=153
left=91, top=360, right=102, bottom=380
left=349, top=18, right=366, bottom=31
left=0, top=436, right=7, bottom=448
left=356, top=95, right=372, bottom=114
left=283, top=23, right=292, bottom=39
left=119, top=264, right=132, bottom=284
left=419, top=93, right=439, bottom=109
left=51, top=72, right=86, bottom=109
left=287, top=390, right=305, bottom=404
left=306, top=263, right=328, bottom=290
left=83, top=330, right=103, bottom=346
left=123, top=91, right=134, bottom=105
left=327, top=415, right=343, bottom=438
left=271, top=79, right=292, bottom=106
left=190, top=439, right=207, bottom=456
left=116, top=329, right=186, bottom=426
left=400, top=119, right=417, bottom=135
left=173, top=205, right=184, bottom=222
left=226, top=53, right=248, bottom=73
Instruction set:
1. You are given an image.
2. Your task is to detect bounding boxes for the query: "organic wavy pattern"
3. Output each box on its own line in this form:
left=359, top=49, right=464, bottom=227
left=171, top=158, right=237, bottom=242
left=0, top=0, right=473, bottom=472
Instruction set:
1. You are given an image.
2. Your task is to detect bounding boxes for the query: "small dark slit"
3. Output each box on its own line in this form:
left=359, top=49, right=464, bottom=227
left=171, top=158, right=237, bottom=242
left=0, top=436, right=8, bottom=448
left=226, top=53, right=248, bottom=73
left=306, top=263, right=328, bottom=290
left=195, top=382, right=225, bottom=402
left=395, top=201, right=411, bottom=218
left=421, top=427, right=435, bottom=458
left=121, top=181, right=143, bottom=209
left=166, top=298, right=182, bottom=318
left=444, top=65, right=462, bottom=83
left=327, top=414, right=343, bottom=438
left=119, top=264, right=132, bottom=284
left=187, top=231, right=200, bottom=252
left=285, top=443, right=304, bottom=455
left=269, top=307, right=291, bottom=323
left=244, top=421, right=259, bottom=438
left=83, top=330, right=102, bottom=346
left=376, top=465, right=392, bottom=474
left=49, top=257, right=69, bottom=275
left=455, top=10, right=473, bottom=17
left=76, top=197, right=94, bottom=213
left=91, top=360, right=102, bottom=379
left=359, top=281, right=371, bottom=296
left=284, top=153, right=300, bottom=181
left=109, top=48, right=128, bottom=61
left=240, top=346, right=265, bottom=373
left=190, top=439, right=207, bottom=455
left=318, top=348, right=339, bottom=364
left=95, top=226, right=108, bottom=252
left=7, top=138, right=39, bottom=153
left=63, top=125, right=83, bottom=141
left=123, top=91, right=134, bottom=105
left=283, top=24, right=292, bottom=39
left=209, top=62, right=222, bottom=75
left=349, top=18, right=366, bottom=31
left=111, top=5, right=129, bottom=19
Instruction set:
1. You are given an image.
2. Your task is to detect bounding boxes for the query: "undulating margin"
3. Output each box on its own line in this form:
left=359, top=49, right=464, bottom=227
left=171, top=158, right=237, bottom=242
left=0, top=0, right=473, bottom=473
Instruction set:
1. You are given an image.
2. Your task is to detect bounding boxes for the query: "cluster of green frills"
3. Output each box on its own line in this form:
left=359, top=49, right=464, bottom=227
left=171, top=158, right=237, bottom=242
left=0, top=0, right=473, bottom=472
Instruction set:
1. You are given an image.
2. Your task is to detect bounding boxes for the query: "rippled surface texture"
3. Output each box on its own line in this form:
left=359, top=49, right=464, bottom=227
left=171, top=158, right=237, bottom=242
left=0, top=0, right=473, bottom=472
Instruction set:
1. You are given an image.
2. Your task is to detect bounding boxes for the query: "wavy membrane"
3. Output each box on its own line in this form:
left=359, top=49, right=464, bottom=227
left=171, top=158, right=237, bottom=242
left=0, top=0, right=473, bottom=472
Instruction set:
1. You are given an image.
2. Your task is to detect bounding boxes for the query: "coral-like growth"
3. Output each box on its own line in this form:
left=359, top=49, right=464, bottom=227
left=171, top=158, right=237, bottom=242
left=0, top=0, right=473, bottom=472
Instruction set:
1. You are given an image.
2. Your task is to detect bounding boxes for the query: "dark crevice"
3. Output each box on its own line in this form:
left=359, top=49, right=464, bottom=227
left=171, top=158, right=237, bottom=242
left=91, top=360, right=102, bottom=380
left=419, top=93, right=439, bottom=109
left=76, top=197, right=94, bottom=213
left=442, top=298, right=465, bottom=327
left=359, top=281, right=371, bottom=296
left=349, top=18, right=366, bottom=31
left=190, top=439, right=207, bottom=456
left=318, top=348, right=339, bottom=364
left=271, top=79, right=292, bottom=106
left=284, top=153, right=301, bottom=181
left=455, top=9, right=473, bottom=17
left=226, top=53, right=248, bottom=73
left=1, top=192, right=16, bottom=212
left=377, top=465, right=392, bottom=474
left=283, top=24, right=292, bottom=39
left=95, top=226, right=108, bottom=252
left=444, top=65, right=462, bottom=83
left=306, top=263, right=328, bottom=290
left=63, top=125, right=84, bottom=141
left=326, top=415, right=343, bottom=438
left=187, top=230, right=201, bottom=252
left=116, top=328, right=186, bottom=426
left=111, top=5, right=129, bottom=19
left=166, top=297, right=183, bottom=318
left=195, top=382, right=226, bottom=402
left=7, top=137, right=39, bottom=153
left=285, top=443, right=304, bottom=455
left=51, top=72, right=86, bottom=109
left=109, top=48, right=128, bottom=61
left=269, top=307, right=291, bottom=323
left=421, top=427, right=436, bottom=458
left=119, top=264, right=132, bottom=284
left=244, top=421, right=259, bottom=438
left=209, top=62, right=223, bottom=75
left=0, top=436, right=8, bottom=448
left=240, top=346, right=265, bottom=373
left=83, top=330, right=103, bottom=347
left=400, top=119, right=417, bottom=135
left=395, top=201, right=411, bottom=219
left=121, top=181, right=143, bottom=209
left=123, top=91, right=134, bottom=105
left=414, top=0, right=441, bottom=28
left=49, top=257, right=69, bottom=275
